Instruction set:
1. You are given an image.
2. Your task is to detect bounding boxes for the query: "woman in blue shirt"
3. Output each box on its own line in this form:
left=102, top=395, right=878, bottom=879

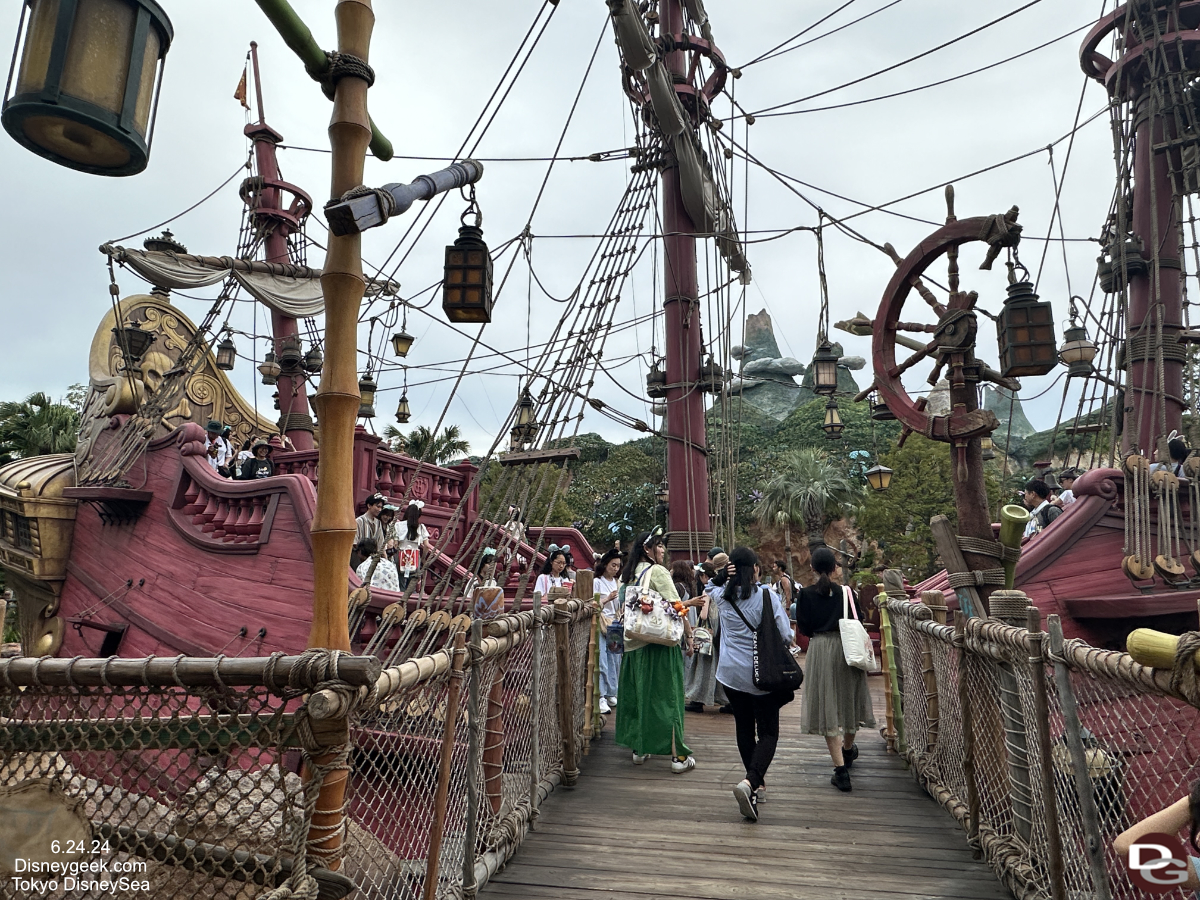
left=713, top=546, right=794, bottom=822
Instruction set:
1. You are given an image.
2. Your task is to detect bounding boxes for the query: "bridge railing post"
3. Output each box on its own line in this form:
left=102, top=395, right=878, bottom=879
left=554, top=598, right=579, bottom=786
left=461, top=619, right=483, bottom=899
left=424, top=628, right=467, bottom=900
left=1026, top=607, right=1066, bottom=900
left=529, top=590, right=543, bottom=824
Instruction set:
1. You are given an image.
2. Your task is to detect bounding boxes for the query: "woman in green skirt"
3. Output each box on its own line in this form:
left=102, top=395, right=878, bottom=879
left=615, top=527, right=696, bottom=773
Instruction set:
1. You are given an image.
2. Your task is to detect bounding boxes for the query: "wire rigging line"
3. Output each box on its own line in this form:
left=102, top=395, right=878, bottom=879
left=741, top=0, right=905, bottom=69
left=105, top=157, right=249, bottom=244
left=748, top=0, right=1049, bottom=116
left=753, top=22, right=1091, bottom=117
left=740, top=0, right=862, bottom=68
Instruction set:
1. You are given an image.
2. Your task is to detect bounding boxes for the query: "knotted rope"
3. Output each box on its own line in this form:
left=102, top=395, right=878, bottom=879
left=1170, top=631, right=1200, bottom=706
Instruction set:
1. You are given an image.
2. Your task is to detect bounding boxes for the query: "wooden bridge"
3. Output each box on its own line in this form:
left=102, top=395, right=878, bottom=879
left=482, top=687, right=1011, bottom=900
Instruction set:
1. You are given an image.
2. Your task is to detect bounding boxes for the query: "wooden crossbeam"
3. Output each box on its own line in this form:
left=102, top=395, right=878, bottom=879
left=497, top=447, right=582, bottom=467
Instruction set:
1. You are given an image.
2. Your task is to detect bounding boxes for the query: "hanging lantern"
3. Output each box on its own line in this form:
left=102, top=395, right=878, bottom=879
left=443, top=223, right=493, bottom=323
left=358, top=372, right=377, bottom=419
left=303, top=344, right=324, bottom=374
left=395, top=394, right=411, bottom=424
left=655, top=478, right=670, bottom=509
left=277, top=334, right=303, bottom=370
left=111, top=323, right=155, bottom=369
left=258, top=350, right=281, bottom=386
left=869, top=391, right=896, bottom=421
left=1059, top=322, right=1098, bottom=378
left=698, top=355, right=724, bottom=392
left=997, top=272, right=1057, bottom=377
left=510, top=386, right=540, bottom=448
left=646, top=362, right=667, bottom=399
left=2, top=0, right=173, bottom=177
left=821, top=398, right=844, bottom=439
left=391, top=329, right=414, bottom=357
left=981, top=436, right=996, bottom=461
left=812, top=337, right=839, bottom=396
left=215, top=333, right=236, bottom=371
left=865, top=464, right=893, bottom=492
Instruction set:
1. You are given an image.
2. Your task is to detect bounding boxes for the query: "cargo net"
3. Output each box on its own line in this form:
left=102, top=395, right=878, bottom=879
left=0, top=651, right=372, bottom=900
left=885, top=599, right=1200, bottom=900
left=0, top=600, right=596, bottom=900
left=342, top=597, right=595, bottom=900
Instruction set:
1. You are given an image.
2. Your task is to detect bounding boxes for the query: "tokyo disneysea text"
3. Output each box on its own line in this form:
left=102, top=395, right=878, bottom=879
left=11, top=857, right=150, bottom=894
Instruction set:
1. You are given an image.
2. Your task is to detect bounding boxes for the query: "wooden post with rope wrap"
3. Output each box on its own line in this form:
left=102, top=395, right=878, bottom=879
left=554, top=596, right=579, bottom=786
left=423, top=628, right=467, bottom=900
left=573, top=569, right=598, bottom=747
left=876, top=584, right=896, bottom=751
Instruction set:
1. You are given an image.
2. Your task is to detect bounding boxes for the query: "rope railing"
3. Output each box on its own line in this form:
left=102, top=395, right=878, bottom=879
left=883, top=594, right=1200, bottom=900
left=0, top=595, right=597, bottom=900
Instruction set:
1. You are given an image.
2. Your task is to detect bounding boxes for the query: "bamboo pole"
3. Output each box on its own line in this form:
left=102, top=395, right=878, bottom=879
left=1026, top=607, right=1066, bottom=900
left=877, top=586, right=896, bottom=751
left=955, top=610, right=981, bottom=852
left=930, top=514, right=983, bottom=617
left=574, top=570, right=598, bottom=747
left=1127, top=627, right=1200, bottom=670
left=482, top=652, right=506, bottom=816
left=991, top=591, right=1033, bottom=845
left=917, top=592, right=941, bottom=752
left=879, top=596, right=906, bottom=756
left=423, top=630, right=467, bottom=900
left=529, top=590, right=543, bottom=826
left=554, top=597, right=579, bottom=786
left=462, top=619, right=483, bottom=899
left=1047, top=615, right=1114, bottom=900
left=301, top=0, right=374, bottom=873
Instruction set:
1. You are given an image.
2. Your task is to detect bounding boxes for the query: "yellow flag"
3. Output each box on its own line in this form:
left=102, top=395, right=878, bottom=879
left=234, top=67, right=249, bottom=109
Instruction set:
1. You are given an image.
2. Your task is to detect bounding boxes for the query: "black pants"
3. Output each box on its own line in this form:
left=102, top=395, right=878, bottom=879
left=725, top=687, right=781, bottom=790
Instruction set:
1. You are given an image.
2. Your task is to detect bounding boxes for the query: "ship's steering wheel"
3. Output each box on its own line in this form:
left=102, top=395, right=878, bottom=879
left=870, top=193, right=1022, bottom=447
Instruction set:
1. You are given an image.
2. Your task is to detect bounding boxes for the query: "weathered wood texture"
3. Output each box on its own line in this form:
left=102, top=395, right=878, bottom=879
left=481, top=679, right=1012, bottom=900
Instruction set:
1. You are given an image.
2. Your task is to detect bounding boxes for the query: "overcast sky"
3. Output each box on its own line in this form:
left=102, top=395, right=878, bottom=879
left=0, top=0, right=1117, bottom=455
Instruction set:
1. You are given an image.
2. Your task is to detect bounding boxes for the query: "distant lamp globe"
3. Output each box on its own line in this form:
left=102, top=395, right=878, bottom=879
left=812, top=337, right=839, bottom=396
left=865, top=464, right=893, bottom=492
left=391, top=329, right=414, bottom=358
left=395, top=394, right=411, bottom=425
left=257, top=350, right=281, bottom=386
left=1059, top=323, right=1098, bottom=378
left=2, top=0, right=174, bottom=176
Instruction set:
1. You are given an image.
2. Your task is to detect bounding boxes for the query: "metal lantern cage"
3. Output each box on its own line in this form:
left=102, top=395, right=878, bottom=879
left=395, top=394, right=411, bottom=424
left=821, top=398, right=844, bottom=439
left=3, top=0, right=174, bottom=176
left=812, top=337, right=839, bottom=396
left=510, top=387, right=540, bottom=448
left=258, top=350, right=281, bottom=386
left=443, top=223, right=493, bottom=323
left=865, top=464, right=893, bottom=492
left=391, top=329, right=414, bottom=357
left=997, top=276, right=1057, bottom=377
left=215, top=333, right=236, bottom=371
left=358, top=372, right=377, bottom=419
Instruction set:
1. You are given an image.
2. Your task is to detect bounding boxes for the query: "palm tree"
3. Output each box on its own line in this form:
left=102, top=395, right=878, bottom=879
left=0, top=392, right=80, bottom=464
left=755, top=448, right=860, bottom=554
left=382, top=424, right=470, bottom=466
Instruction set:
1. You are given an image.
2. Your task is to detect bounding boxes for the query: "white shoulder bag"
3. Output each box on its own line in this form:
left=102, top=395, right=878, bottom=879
left=623, top=566, right=684, bottom=646
left=839, top=585, right=879, bottom=672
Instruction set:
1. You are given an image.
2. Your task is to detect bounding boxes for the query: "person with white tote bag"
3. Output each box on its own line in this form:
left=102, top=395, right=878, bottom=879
left=795, top=546, right=877, bottom=792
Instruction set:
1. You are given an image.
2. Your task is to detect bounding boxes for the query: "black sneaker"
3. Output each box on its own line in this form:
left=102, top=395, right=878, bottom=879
left=718, top=704, right=734, bottom=714
left=843, top=743, right=859, bottom=769
left=831, top=765, right=852, bottom=792
left=685, top=701, right=705, bottom=713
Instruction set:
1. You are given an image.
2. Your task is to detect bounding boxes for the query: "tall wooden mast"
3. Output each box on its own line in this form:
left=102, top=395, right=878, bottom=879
left=244, top=42, right=316, bottom=450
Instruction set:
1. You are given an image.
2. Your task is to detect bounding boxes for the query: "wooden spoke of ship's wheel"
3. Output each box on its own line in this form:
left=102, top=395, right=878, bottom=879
left=888, top=339, right=937, bottom=380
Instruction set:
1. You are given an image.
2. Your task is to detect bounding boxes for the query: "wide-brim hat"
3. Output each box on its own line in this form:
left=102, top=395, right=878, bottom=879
left=251, top=438, right=273, bottom=453
left=710, top=552, right=730, bottom=569
left=206, top=420, right=222, bottom=432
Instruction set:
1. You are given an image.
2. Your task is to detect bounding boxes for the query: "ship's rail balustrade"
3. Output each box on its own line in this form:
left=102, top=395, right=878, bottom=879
left=0, top=594, right=599, bottom=900
left=883, top=596, right=1200, bottom=900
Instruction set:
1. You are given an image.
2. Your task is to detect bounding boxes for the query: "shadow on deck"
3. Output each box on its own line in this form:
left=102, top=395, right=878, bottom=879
left=481, top=686, right=1012, bottom=900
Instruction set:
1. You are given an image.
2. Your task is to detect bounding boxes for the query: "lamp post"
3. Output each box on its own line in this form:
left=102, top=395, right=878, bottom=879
left=3, top=0, right=173, bottom=176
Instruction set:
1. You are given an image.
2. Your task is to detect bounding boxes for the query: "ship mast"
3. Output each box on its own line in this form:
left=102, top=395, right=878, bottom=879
left=244, top=42, right=316, bottom=451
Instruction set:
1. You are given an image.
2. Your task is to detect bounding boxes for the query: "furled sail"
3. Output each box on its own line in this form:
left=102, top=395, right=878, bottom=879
left=101, top=244, right=399, bottom=318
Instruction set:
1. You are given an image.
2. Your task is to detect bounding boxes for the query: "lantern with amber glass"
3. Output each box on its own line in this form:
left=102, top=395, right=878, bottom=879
left=865, top=464, right=893, bottom=492
left=812, top=337, right=839, bottom=396
left=997, top=264, right=1057, bottom=377
left=215, top=332, right=236, bottom=371
left=358, top=372, right=377, bottom=419
left=394, top=394, right=411, bottom=425
left=510, top=387, right=540, bottom=449
left=443, top=222, right=493, bottom=323
left=1059, top=323, right=1098, bottom=379
left=391, top=329, right=414, bottom=358
left=258, top=350, right=280, bottom=386
left=3, top=0, right=173, bottom=176
left=821, top=398, right=844, bottom=439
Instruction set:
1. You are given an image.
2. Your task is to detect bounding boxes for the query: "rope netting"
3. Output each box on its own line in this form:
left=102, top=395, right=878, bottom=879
left=886, top=598, right=1200, bottom=900
left=0, top=600, right=597, bottom=900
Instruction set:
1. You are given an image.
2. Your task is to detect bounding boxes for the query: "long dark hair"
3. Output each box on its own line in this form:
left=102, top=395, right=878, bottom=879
left=726, top=546, right=758, bottom=606
left=597, top=548, right=623, bottom=578
left=1190, top=778, right=1200, bottom=853
left=811, top=545, right=837, bottom=595
left=540, top=549, right=567, bottom=575
left=620, top=531, right=661, bottom=583
left=403, top=503, right=422, bottom=541
left=671, top=560, right=696, bottom=598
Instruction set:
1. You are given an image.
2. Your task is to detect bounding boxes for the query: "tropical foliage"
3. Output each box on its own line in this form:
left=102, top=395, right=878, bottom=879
left=0, top=392, right=80, bottom=464
left=384, top=424, right=470, bottom=466
left=755, top=447, right=861, bottom=552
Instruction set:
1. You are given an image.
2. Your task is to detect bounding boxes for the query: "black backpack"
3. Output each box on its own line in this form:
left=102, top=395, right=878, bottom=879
left=727, top=588, right=804, bottom=694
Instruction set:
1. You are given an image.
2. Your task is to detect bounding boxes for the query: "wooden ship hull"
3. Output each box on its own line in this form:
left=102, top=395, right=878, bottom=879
left=915, top=467, right=1200, bottom=648
left=0, top=293, right=593, bottom=661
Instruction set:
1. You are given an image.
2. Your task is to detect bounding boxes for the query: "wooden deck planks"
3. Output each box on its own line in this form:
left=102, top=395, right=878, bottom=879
left=481, top=682, right=1012, bottom=900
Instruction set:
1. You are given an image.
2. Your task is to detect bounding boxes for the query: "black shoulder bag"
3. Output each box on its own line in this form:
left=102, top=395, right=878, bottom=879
left=727, top=588, right=804, bottom=694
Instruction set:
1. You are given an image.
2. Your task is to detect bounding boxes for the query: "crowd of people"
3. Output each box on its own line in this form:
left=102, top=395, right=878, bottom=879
left=202, top=419, right=290, bottom=481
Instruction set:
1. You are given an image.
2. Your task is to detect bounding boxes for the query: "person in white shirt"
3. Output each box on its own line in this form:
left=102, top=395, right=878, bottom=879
left=1023, top=479, right=1063, bottom=538
left=204, top=420, right=230, bottom=474
left=594, top=548, right=624, bottom=713
left=534, top=548, right=569, bottom=597
left=354, top=539, right=400, bottom=591
left=395, top=500, right=434, bottom=592
left=1057, top=468, right=1080, bottom=507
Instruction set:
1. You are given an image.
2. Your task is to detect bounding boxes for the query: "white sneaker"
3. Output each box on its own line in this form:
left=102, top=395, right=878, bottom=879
left=632, top=752, right=649, bottom=765
left=671, top=755, right=696, bottom=774
left=733, top=780, right=758, bottom=821
left=607, top=696, right=618, bottom=707
left=599, top=697, right=611, bottom=714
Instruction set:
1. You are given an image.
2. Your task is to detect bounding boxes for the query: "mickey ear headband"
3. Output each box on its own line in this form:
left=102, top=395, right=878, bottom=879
left=643, top=525, right=665, bottom=547
left=481, top=547, right=497, bottom=558
left=408, top=499, right=425, bottom=510
left=548, top=543, right=561, bottom=553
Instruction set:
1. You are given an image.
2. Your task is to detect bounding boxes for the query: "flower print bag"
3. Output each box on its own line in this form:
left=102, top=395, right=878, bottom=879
left=623, top=567, right=684, bottom=646
left=839, top=585, right=879, bottom=672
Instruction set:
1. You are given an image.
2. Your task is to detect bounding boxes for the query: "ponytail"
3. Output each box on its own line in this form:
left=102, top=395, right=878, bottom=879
left=811, top=545, right=838, bottom=596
